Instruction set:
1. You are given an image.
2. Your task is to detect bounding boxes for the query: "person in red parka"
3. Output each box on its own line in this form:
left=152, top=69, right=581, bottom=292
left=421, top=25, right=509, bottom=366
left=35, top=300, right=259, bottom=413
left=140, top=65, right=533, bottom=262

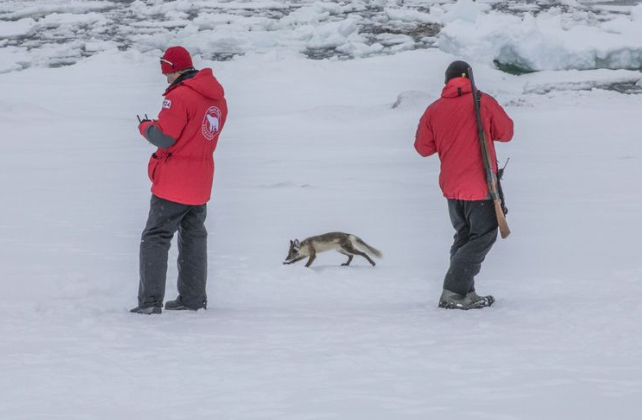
left=130, top=46, right=228, bottom=314
left=414, top=60, right=513, bottom=310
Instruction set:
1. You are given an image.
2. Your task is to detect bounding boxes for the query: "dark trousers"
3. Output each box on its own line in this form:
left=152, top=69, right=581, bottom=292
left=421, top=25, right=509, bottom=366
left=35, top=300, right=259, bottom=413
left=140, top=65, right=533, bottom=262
left=443, top=199, right=498, bottom=296
left=138, top=195, right=208, bottom=309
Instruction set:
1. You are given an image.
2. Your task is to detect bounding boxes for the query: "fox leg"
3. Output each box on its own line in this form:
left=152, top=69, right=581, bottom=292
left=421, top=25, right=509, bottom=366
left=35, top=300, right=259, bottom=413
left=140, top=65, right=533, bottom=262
left=305, top=253, right=317, bottom=267
left=338, top=251, right=353, bottom=266
left=343, top=243, right=375, bottom=266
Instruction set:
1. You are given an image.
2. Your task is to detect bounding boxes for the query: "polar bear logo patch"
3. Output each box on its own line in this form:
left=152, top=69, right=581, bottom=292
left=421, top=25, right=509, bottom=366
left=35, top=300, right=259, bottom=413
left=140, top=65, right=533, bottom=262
left=206, top=114, right=219, bottom=132
left=201, top=106, right=222, bottom=141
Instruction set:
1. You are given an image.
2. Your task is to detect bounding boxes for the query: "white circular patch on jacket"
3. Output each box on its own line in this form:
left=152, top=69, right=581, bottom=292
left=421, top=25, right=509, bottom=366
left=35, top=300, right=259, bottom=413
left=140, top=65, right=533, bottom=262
left=201, top=106, right=222, bottom=140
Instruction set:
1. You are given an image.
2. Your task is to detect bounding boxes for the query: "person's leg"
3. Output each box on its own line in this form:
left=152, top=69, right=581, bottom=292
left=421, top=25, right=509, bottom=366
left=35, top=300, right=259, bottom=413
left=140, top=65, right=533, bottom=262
left=448, top=200, right=470, bottom=261
left=173, top=204, right=208, bottom=309
left=443, top=200, right=498, bottom=296
left=136, top=195, right=190, bottom=309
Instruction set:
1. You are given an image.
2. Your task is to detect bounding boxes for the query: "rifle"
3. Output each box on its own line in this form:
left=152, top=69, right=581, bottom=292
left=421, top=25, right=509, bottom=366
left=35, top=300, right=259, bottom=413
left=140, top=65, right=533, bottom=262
left=467, top=67, right=511, bottom=239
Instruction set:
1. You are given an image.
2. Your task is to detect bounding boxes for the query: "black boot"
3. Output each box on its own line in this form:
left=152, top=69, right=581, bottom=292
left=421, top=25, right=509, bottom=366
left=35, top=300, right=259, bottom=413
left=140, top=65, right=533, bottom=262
left=466, top=291, right=495, bottom=308
left=438, top=289, right=494, bottom=310
left=129, top=305, right=162, bottom=315
left=164, top=297, right=206, bottom=311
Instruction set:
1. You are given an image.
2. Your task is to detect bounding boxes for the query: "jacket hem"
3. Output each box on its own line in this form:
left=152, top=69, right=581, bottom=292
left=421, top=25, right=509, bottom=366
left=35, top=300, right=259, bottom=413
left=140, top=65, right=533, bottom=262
left=151, top=189, right=209, bottom=206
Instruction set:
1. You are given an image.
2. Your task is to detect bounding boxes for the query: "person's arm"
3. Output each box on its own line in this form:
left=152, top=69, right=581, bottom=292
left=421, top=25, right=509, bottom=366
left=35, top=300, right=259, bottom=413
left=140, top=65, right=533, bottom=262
left=138, top=94, right=188, bottom=148
left=484, top=94, right=513, bottom=142
left=414, top=109, right=436, bottom=157
left=139, top=123, right=176, bottom=149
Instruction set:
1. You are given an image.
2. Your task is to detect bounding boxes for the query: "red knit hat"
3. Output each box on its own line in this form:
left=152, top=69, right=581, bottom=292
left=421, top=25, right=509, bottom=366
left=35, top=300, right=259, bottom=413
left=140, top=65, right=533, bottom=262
left=160, top=46, right=194, bottom=74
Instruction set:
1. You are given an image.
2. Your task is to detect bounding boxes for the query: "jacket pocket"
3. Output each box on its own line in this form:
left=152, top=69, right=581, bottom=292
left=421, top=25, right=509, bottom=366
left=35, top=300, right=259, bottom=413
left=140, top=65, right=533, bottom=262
left=148, top=153, right=160, bottom=182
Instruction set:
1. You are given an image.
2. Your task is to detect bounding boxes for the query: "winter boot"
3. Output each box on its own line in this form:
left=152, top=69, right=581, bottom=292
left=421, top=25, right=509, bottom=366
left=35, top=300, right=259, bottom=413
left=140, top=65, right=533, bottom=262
left=130, top=305, right=162, bottom=315
left=164, top=297, right=206, bottom=311
left=466, top=291, right=495, bottom=307
left=438, top=289, right=494, bottom=310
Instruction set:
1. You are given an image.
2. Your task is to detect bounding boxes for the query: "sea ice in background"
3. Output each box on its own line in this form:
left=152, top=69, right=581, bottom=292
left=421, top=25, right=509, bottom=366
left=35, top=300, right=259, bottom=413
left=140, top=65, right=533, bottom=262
left=441, top=0, right=489, bottom=24
left=439, top=0, right=642, bottom=71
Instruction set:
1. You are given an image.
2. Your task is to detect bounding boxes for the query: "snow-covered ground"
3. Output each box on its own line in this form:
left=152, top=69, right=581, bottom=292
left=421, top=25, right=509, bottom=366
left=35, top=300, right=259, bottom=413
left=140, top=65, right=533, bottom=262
left=1, top=1, right=642, bottom=419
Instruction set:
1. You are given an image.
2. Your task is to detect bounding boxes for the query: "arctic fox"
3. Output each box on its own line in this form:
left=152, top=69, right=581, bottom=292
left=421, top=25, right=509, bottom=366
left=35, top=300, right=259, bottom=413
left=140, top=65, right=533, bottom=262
left=283, top=232, right=382, bottom=268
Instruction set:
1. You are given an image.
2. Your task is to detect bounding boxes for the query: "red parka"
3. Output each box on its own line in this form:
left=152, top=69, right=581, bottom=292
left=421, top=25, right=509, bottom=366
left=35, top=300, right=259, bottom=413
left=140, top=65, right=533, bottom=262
left=144, top=68, right=228, bottom=205
left=415, top=77, right=513, bottom=200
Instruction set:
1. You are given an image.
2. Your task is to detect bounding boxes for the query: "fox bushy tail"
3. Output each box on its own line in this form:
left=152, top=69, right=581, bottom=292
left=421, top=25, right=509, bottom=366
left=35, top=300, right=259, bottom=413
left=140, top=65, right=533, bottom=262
left=354, top=236, right=383, bottom=259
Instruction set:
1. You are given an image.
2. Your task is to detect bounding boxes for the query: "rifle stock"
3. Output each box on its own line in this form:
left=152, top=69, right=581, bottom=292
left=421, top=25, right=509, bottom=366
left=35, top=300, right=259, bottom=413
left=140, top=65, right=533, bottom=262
left=468, top=67, right=511, bottom=239
left=487, top=144, right=511, bottom=238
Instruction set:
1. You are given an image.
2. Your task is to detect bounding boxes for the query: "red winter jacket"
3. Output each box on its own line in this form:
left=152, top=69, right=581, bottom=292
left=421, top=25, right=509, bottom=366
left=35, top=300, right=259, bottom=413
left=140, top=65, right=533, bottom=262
left=414, top=77, right=513, bottom=200
left=143, top=68, right=227, bottom=205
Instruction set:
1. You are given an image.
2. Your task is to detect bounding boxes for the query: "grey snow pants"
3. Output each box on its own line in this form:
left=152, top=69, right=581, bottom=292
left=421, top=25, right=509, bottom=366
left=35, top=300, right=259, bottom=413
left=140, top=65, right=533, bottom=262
left=137, top=195, right=208, bottom=309
left=443, top=199, right=498, bottom=296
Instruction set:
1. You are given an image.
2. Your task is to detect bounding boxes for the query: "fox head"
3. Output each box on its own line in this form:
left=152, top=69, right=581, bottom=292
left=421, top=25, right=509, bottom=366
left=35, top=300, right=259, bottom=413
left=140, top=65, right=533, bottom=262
left=284, top=239, right=301, bottom=263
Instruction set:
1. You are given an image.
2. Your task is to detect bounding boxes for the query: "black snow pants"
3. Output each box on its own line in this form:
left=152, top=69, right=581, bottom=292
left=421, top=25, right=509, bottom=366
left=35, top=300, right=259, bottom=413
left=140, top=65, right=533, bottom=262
left=137, top=195, right=208, bottom=309
left=442, top=199, right=498, bottom=296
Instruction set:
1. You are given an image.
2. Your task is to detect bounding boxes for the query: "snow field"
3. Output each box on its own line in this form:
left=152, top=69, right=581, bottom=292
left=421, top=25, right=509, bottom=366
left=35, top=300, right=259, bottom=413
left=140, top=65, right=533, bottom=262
left=1, top=45, right=642, bottom=418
